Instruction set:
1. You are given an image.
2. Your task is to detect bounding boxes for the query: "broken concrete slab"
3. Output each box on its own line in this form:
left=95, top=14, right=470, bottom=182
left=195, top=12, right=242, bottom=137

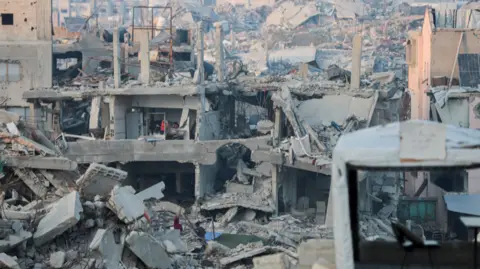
left=253, top=253, right=292, bottom=269
left=89, top=228, right=125, bottom=269
left=220, top=246, right=270, bottom=265
left=151, top=201, right=185, bottom=215
left=156, top=229, right=188, bottom=254
left=0, top=253, right=21, bottom=269
left=125, top=231, right=172, bottom=269
left=13, top=168, right=49, bottom=197
left=0, top=230, right=32, bottom=252
left=108, top=186, right=145, bottom=224
left=297, top=239, right=335, bottom=269
left=34, top=191, right=83, bottom=246
left=226, top=182, right=254, bottom=194
left=0, top=110, right=20, bottom=124
left=219, top=206, right=239, bottom=226
left=135, top=181, right=165, bottom=201
left=76, top=163, right=127, bottom=199
left=3, top=156, right=77, bottom=171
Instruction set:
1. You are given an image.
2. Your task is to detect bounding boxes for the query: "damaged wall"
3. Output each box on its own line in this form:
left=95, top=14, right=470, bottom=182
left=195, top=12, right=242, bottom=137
left=0, top=0, right=52, bottom=107
left=131, top=95, right=202, bottom=110
left=196, top=110, right=222, bottom=198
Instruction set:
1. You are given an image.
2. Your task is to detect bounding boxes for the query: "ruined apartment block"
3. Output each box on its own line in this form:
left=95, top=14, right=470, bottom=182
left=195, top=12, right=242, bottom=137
left=406, top=7, right=480, bottom=234
left=0, top=0, right=52, bottom=118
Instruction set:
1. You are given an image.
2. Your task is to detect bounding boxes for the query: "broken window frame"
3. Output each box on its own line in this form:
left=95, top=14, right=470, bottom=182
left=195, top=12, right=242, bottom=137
left=0, top=62, right=22, bottom=83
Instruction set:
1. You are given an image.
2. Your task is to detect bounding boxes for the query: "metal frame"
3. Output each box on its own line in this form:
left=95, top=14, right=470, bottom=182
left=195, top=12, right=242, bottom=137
left=131, top=6, right=173, bottom=66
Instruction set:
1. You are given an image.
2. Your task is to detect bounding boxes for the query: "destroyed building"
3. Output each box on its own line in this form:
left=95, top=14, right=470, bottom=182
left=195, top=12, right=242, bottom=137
left=0, top=0, right=429, bottom=267
left=406, top=6, right=480, bottom=236
left=0, top=0, right=53, bottom=119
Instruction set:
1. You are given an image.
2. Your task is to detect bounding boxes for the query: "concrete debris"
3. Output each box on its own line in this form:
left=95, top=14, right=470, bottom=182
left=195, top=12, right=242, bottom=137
left=0, top=253, right=21, bottom=269
left=49, top=251, right=66, bottom=269
left=34, top=191, right=83, bottom=246
left=0, top=0, right=415, bottom=264
left=125, top=231, right=172, bottom=269
left=89, top=228, right=125, bottom=269
left=76, top=163, right=127, bottom=198
left=253, top=253, right=294, bottom=269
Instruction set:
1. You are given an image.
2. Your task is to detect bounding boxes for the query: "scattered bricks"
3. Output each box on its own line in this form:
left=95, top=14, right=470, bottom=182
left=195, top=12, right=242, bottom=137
left=34, top=191, right=83, bottom=246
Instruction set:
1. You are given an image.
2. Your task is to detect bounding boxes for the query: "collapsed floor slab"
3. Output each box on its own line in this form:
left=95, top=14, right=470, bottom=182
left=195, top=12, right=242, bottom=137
left=33, top=191, right=83, bottom=245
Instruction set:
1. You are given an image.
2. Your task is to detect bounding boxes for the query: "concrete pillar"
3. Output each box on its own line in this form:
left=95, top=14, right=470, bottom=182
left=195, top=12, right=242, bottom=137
left=139, top=31, right=150, bottom=84
left=196, top=22, right=205, bottom=84
left=272, top=164, right=279, bottom=216
left=29, top=102, right=41, bottom=128
left=108, top=97, right=115, bottom=139
left=176, top=173, right=182, bottom=194
left=230, top=24, right=235, bottom=49
left=90, top=0, right=97, bottom=17
left=68, top=0, right=72, bottom=18
left=350, top=34, right=362, bottom=90
left=107, top=0, right=113, bottom=17
left=113, top=28, right=120, bottom=89
left=52, top=101, right=61, bottom=134
left=214, top=22, right=225, bottom=82
left=120, top=1, right=126, bottom=25
left=273, top=107, right=282, bottom=147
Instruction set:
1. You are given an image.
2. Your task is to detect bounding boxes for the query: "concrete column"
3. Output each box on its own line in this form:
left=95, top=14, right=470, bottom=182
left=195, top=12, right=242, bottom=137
left=214, top=22, right=225, bottom=82
left=107, top=0, right=113, bottom=17
left=196, top=21, right=205, bottom=84
left=29, top=102, right=41, bottom=128
left=139, top=31, right=150, bottom=84
left=350, top=34, right=362, bottom=90
left=68, top=0, right=72, bottom=17
left=52, top=101, right=61, bottom=134
left=271, top=164, right=279, bottom=216
left=90, top=0, right=97, bottom=17
left=273, top=107, right=282, bottom=147
left=113, top=28, right=120, bottom=89
left=108, top=97, right=115, bottom=139
left=230, top=24, right=235, bottom=50
left=120, top=1, right=126, bottom=25
left=176, top=172, right=182, bottom=194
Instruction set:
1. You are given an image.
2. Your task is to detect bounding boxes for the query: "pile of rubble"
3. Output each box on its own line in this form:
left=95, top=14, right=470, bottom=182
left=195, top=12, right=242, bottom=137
left=0, top=110, right=335, bottom=269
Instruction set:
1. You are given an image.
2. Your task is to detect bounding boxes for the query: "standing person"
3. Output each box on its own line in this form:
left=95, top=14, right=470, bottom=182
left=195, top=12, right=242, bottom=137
left=173, top=215, right=183, bottom=232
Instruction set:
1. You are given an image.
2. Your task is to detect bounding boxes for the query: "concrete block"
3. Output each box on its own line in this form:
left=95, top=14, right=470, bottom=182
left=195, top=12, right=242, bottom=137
left=0, top=230, right=32, bottom=252
left=255, top=162, right=272, bottom=177
left=151, top=201, right=185, bottom=214
left=157, top=229, right=188, bottom=254
left=126, top=231, right=172, bottom=269
left=253, top=253, right=292, bottom=269
left=311, top=257, right=335, bottom=269
left=77, top=163, right=127, bottom=199
left=226, top=181, right=254, bottom=194
left=34, top=191, right=83, bottom=245
left=49, top=251, right=66, bottom=269
left=298, top=239, right=335, bottom=269
left=89, top=228, right=125, bottom=269
left=135, top=181, right=165, bottom=201
left=108, top=186, right=144, bottom=224
left=0, top=253, right=20, bottom=269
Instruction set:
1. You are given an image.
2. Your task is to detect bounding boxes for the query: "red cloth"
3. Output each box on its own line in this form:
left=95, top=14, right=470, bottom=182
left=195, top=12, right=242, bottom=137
left=173, top=216, right=183, bottom=232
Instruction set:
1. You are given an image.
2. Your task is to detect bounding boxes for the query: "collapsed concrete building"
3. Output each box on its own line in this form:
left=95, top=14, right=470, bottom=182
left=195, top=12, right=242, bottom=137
left=0, top=0, right=423, bottom=267
left=0, top=0, right=53, bottom=119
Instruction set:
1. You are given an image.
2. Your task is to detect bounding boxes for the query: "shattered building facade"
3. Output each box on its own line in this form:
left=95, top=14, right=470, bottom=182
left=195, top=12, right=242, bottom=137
left=0, top=0, right=52, bottom=118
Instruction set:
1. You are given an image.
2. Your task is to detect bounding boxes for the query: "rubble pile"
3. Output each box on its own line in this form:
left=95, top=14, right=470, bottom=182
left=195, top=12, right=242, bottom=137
left=0, top=112, right=337, bottom=269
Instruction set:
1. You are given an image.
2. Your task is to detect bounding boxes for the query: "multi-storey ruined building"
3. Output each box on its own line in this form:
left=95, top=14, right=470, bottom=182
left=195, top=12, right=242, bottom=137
left=0, top=0, right=52, bottom=118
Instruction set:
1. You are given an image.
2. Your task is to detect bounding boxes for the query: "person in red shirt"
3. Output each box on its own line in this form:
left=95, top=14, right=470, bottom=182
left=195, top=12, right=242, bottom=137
left=173, top=215, right=183, bottom=232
